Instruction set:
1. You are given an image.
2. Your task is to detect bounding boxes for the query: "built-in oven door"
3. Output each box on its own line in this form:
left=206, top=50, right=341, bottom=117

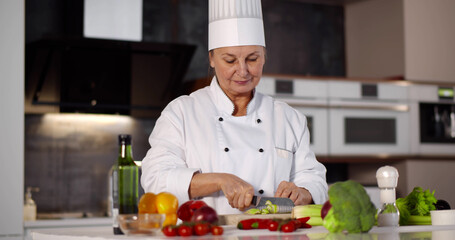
left=329, top=108, right=410, bottom=155
left=292, top=106, right=328, bottom=156
left=409, top=84, right=455, bottom=155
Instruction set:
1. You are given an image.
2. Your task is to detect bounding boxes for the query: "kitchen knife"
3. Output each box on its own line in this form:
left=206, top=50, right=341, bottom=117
left=251, top=196, right=295, bottom=213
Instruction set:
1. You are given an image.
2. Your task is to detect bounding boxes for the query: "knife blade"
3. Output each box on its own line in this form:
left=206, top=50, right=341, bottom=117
left=250, top=196, right=295, bottom=213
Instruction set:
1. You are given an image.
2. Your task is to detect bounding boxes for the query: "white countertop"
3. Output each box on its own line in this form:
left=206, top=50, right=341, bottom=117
left=24, top=217, right=112, bottom=228
left=30, top=225, right=455, bottom=240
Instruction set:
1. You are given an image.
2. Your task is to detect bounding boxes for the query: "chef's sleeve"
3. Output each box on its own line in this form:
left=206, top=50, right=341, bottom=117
left=291, top=115, right=329, bottom=204
left=141, top=103, right=200, bottom=205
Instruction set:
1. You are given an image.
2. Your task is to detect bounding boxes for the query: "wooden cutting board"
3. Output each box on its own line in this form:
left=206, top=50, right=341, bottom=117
left=219, top=213, right=292, bottom=226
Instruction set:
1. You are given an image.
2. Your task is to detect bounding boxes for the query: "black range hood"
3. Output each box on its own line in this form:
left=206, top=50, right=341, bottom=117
left=26, top=37, right=196, bottom=117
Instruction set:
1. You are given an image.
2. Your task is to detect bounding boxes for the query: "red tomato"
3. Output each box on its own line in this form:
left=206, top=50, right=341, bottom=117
left=211, top=225, right=224, bottom=235
left=178, top=225, right=193, bottom=237
left=268, top=221, right=279, bottom=231
left=161, top=225, right=178, bottom=237
left=281, top=222, right=295, bottom=233
left=194, top=223, right=210, bottom=236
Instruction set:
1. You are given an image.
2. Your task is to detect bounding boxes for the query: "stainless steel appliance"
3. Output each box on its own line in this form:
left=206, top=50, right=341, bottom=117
left=409, top=84, right=455, bottom=155
left=327, top=81, right=410, bottom=156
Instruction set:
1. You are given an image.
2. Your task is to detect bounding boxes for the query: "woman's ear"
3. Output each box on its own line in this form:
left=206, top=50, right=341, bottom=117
left=209, top=50, right=215, bottom=68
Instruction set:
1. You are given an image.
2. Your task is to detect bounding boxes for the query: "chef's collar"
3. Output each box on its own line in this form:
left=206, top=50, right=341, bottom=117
left=210, top=76, right=258, bottom=116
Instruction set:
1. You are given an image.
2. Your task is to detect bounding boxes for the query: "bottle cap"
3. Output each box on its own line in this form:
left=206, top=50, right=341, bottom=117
left=376, top=165, right=399, bottom=188
left=118, top=134, right=131, bottom=145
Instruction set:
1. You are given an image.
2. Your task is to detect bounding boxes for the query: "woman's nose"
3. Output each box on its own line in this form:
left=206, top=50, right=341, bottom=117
left=236, top=61, right=249, bottom=77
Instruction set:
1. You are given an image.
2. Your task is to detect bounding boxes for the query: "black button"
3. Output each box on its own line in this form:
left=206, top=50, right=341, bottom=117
left=219, top=117, right=223, bottom=121
left=224, top=147, right=229, bottom=152
left=257, top=119, right=262, bottom=123
left=258, top=189, right=264, bottom=194
left=259, top=148, right=264, bottom=153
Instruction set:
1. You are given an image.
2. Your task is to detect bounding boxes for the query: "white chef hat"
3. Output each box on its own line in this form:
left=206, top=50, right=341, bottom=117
left=208, top=0, right=265, bottom=51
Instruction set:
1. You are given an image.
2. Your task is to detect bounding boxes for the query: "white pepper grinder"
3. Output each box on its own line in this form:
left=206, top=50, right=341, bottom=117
left=376, top=166, right=400, bottom=226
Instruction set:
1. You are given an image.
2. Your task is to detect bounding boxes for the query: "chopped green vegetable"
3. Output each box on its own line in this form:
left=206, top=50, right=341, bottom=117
left=266, top=204, right=278, bottom=214
left=322, top=180, right=377, bottom=233
left=396, top=187, right=437, bottom=225
left=265, top=200, right=273, bottom=206
left=245, top=208, right=261, bottom=215
left=261, top=208, right=270, bottom=214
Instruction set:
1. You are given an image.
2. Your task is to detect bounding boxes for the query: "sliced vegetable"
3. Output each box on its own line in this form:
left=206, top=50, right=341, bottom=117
left=261, top=208, right=270, bottom=214
left=246, top=199, right=279, bottom=215
left=245, top=208, right=261, bottom=215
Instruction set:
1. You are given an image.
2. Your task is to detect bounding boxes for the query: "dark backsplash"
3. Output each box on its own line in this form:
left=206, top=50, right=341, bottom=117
left=26, top=0, right=345, bottom=82
left=24, top=113, right=155, bottom=215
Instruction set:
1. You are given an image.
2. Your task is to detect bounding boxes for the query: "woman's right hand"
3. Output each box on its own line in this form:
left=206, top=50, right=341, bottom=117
left=218, top=173, right=254, bottom=211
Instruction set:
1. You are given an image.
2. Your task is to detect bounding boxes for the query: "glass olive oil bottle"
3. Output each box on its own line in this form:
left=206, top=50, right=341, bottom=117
left=112, top=134, right=139, bottom=235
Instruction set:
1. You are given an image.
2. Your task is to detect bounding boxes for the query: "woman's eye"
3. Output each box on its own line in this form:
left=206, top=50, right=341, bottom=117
left=225, top=59, right=235, bottom=64
left=248, top=58, right=258, bottom=62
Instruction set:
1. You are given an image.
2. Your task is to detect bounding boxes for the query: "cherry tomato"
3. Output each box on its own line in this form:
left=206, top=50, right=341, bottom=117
left=194, top=223, right=210, bottom=236
left=281, top=222, right=295, bottom=233
left=268, top=221, right=279, bottom=231
left=211, top=225, right=224, bottom=235
left=178, top=225, right=193, bottom=237
left=161, top=225, right=178, bottom=237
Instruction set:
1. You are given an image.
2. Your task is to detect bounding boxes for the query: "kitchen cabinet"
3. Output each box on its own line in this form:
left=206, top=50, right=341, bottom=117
left=345, top=0, right=455, bottom=83
left=0, top=0, right=25, bottom=239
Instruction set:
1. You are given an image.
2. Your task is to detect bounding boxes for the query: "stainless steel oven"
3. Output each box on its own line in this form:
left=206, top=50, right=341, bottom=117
left=327, top=81, right=410, bottom=156
left=410, top=84, right=455, bottom=155
left=257, top=77, right=329, bottom=156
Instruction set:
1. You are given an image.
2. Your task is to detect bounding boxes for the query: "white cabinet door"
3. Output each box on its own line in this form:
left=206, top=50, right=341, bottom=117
left=0, top=0, right=25, bottom=238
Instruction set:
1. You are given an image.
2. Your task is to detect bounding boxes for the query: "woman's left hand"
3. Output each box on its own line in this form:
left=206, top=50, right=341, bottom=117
left=275, top=181, right=313, bottom=205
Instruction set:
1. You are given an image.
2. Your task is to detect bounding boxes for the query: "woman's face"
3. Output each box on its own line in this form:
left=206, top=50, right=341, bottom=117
left=209, top=45, right=265, bottom=99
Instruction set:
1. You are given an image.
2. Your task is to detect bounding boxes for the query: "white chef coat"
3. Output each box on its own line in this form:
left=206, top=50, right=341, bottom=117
left=141, top=77, right=328, bottom=215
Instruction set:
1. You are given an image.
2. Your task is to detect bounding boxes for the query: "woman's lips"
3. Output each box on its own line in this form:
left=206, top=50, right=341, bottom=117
left=234, top=80, right=251, bottom=85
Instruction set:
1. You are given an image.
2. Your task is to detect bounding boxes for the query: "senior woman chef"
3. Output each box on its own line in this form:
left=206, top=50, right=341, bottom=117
left=141, top=0, right=328, bottom=215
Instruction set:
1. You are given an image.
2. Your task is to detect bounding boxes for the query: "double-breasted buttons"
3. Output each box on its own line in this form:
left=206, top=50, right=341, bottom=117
left=258, top=189, right=264, bottom=194
left=219, top=117, right=224, bottom=121
left=256, top=119, right=262, bottom=124
left=224, top=147, right=229, bottom=152
left=259, top=148, right=264, bottom=153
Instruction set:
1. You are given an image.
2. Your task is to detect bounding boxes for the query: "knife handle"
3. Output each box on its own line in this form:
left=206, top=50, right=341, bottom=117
left=251, top=196, right=258, bottom=206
